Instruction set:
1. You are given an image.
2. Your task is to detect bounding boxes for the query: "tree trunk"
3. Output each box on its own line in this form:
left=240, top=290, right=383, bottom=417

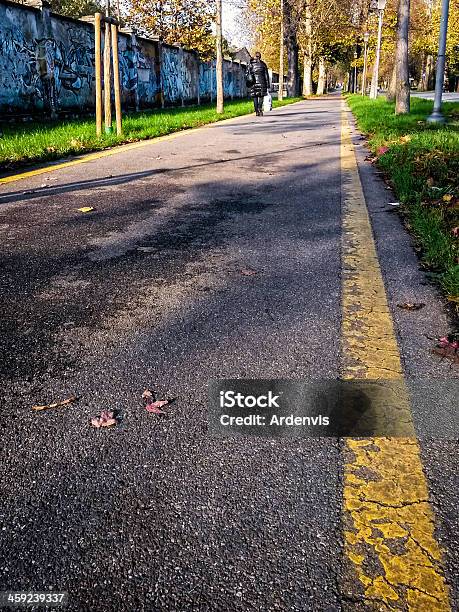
left=386, top=62, right=397, bottom=101
left=317, top=57, right=326, bottom=95
left=395, top=0, right=410, bottom=114
left=285, top=0, right=299, bottom=97
left=216, top=0, right=224, bottom=113
left=302, top=3, right=312, bottom=96
left=418, top=52, right=427, bottom=91
left=426, top=54, right=434, bottom=89
left=279, top=0, right=284, bottom=100
left=303, top=55, right=312, bottom=96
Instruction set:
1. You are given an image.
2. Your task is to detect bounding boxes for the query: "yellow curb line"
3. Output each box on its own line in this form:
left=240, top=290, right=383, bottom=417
left=0, top=101, right=304, bottom=186
left=340, top=101, right=450, bottom=611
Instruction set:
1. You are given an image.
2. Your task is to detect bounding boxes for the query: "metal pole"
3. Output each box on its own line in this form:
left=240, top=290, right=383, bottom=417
left=362, top=41, right=368, bottom=95
left=427, top=0, right=450, bottom=123
left=370, top=9, right=384, bottom=99
left=279, top=0, right=284, bottom=101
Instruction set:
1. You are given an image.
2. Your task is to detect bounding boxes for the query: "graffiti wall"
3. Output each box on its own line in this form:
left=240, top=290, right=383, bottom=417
left=0, top=0, right=248, bottom=115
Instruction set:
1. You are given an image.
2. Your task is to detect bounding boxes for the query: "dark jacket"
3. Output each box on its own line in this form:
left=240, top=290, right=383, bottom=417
left=246, top=59, right=270, bottom=97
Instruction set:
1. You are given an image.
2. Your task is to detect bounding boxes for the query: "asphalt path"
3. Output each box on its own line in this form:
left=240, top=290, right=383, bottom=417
left=0, top=97, right=457, bottom=611
left=411, top=91, right=459, bottom=102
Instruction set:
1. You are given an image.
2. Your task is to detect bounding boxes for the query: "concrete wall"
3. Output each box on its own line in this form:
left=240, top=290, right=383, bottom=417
left=0, top=0, right=249, bottom=115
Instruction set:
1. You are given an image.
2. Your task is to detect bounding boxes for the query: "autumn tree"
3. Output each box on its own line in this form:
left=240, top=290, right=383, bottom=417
left=418, top=0, right=459, bottom=91
left=127, top=0, right=216, bottom=59
left=50, top=0, right=103, bottom=18
left=246, top=0, right=356, bottom=96
left=298, top=0, right=355, bottom=95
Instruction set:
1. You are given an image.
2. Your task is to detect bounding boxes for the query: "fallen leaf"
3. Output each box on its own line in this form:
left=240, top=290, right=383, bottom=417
left=91, top=410, right=117, bottom=428
left=146, top=400, right=169, bottom=414
left=400, top=135, right=411, bottom=143
left=447, top=295, right=459, bottom=303
left=426, top=177, right=435, bottom=187
left=397, top=302, right=425, bottom=311
left=78, top=207, right=94, bottom=213
left=32, top=396, right=77, bottom=411
left=142, top=389, right=153, bottom=399
left=442, top=194, right=453, bottom=203
left=432, top=348, right=459, bottom=364
left=241, top=268, right=257, bottom=276
left=376, top=146, right=389, bottom=157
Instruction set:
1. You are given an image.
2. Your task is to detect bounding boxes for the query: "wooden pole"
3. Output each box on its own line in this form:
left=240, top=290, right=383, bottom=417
left=111, top=23, right=122, bottom=134
left=95, top=13, right=102, bottom=136
left=216, top=0, right=224, bottom=113
left=103, top=20, right=112, bottom=133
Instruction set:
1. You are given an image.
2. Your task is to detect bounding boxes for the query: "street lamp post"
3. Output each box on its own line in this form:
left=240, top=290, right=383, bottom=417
left=370, top=0, right=387, bottom=99
left=427, top=0, right=450, bottom=123
left=362, top=31, right=370, bottom=95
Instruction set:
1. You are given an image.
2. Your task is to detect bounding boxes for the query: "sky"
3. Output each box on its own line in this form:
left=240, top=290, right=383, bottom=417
left=222, top=0, right=252, bottom=49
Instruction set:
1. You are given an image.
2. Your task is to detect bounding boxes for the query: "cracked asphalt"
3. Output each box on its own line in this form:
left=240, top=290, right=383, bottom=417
left=0, top=96, right=457, bottom=611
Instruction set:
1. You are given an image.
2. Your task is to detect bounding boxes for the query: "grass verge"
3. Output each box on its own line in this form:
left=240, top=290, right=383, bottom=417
left=347, top=94, right=459, bottom=304
left=0, top=97, right=302, bottom=172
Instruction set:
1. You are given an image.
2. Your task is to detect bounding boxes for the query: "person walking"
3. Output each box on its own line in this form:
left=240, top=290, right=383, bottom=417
left=246, top=52, right=270, bottom=116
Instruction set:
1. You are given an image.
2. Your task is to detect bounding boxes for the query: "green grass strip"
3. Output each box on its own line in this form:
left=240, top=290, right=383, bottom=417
left=0, top=98, right=302, bottom=171
left=346, top=94, right=459, bottom=302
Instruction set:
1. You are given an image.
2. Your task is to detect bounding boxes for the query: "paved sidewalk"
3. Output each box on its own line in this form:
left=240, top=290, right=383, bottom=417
left=0, top=97, right=457, bottom=611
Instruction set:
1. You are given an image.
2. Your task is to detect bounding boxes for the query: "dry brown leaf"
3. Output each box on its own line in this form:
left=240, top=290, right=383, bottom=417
left=396, top=302, right=425, bottom=311
left=91, top=410, right=117, bottom=428
left=146, top=400, right=169, bottom=414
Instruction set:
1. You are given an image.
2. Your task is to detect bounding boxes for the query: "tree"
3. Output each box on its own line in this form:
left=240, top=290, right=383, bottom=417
left=50, top=0, right=103, bottom=18
left=285, top=0, right=300, bottom=95
left=127, top=0, right=216, bottom=59
left=216, top=0, right=224, bottom=113
left=395, top=0, right=410, bottom=113
left=298, top=0, right=355, bottom=95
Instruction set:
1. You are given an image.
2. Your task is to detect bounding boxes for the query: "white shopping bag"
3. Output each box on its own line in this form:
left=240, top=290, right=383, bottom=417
left=263, top=92, right=272, bottom=112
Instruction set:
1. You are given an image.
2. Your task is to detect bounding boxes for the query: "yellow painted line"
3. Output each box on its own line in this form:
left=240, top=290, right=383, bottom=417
left=340, top=102, right=450, bottom=610
left=0, top=102, right=302, bottom=186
